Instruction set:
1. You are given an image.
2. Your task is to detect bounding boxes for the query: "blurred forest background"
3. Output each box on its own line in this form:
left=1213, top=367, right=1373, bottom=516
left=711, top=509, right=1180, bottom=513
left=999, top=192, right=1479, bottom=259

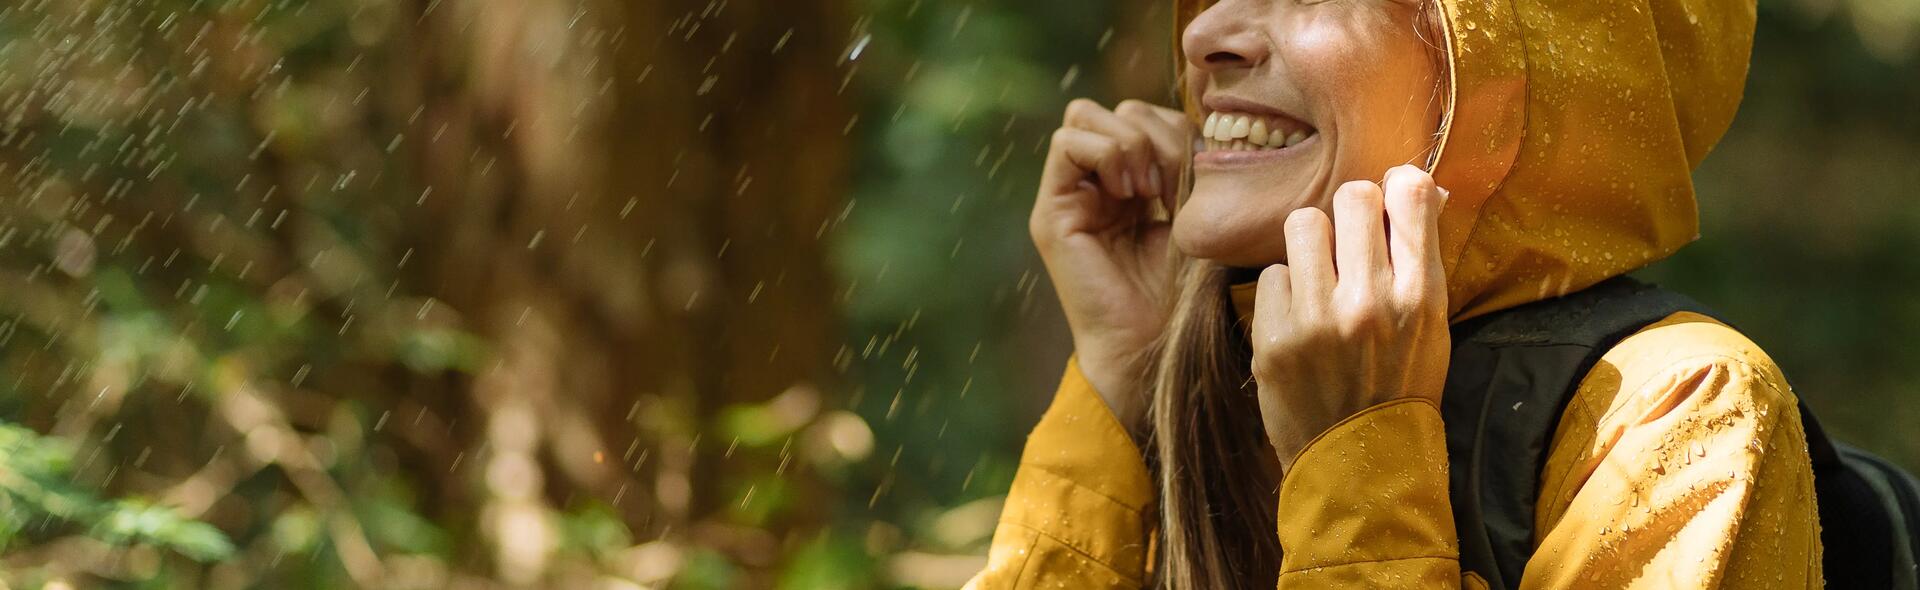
left=0, top=0, right=1913, bottom=587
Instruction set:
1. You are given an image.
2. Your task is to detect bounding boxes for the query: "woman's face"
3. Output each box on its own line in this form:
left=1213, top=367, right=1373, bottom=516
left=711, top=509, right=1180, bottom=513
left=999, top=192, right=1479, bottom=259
left=1174, top=0, right=1445, bottom=268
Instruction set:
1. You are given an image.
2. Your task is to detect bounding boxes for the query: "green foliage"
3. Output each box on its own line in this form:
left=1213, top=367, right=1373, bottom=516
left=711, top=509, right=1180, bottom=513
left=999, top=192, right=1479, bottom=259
left=777, top=534, right=878, bottom=590
left=92, top=500, right=237, bottom=562
left=0, top=424, right=233, bottom=562
left=675, top=547, right=744, bottom=590
left=0, top=0, right=1913, bottom=587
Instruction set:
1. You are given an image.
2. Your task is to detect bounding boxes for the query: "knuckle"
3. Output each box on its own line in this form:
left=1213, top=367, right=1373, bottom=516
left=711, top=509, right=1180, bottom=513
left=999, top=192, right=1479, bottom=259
left=1116, top=129, right=1150, bottom=155
left=1300, top=315, right=1339, bottom=342
left=1340, top=279, right=1378, bottom=301
left=1064, top=98, right=1101, bottom=122
left=1336, top=180, right=1383, bottom=204
left=1338, top=179, right=1379, bottom=194
left=1393, top=167, right=1438, bottom=193
left=1387, top=290, right=1424, bottom=317
left=1335, top=304, right=1382, bottom=336
left=1393, top=277, right=1430, bottom=304
left=1394, top=282, right=1445, bottom=314
left=1285, top=207, right=1326, bottom=232
left=1049, top=127, right=1074, bottom=147
left=1259, top=264, right=1288, bottom=284
left=1340, top=282, right=1379, bottom=308
left=1027, top=211, right=1055, bottom=241
left=1028, top=224, right=1054, bottom=250
left=1115, top=99, right=1150, bottom=117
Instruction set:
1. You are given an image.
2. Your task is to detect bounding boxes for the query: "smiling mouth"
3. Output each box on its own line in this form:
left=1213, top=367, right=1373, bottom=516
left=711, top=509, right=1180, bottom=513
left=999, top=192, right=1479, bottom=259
left=1200, top=111, right=1317, bottom=152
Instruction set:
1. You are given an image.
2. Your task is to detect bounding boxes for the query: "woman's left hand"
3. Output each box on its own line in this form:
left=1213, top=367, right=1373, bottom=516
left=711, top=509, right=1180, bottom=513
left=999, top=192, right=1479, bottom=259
left=1251, top=165, right=1453, bottom=473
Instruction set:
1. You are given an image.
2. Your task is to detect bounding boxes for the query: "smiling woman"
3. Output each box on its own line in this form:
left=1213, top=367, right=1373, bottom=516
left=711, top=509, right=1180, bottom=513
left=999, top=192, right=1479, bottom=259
left=969, top=0, right=1841, bottom=588
left=1175, top=0, right=1445, bottom=268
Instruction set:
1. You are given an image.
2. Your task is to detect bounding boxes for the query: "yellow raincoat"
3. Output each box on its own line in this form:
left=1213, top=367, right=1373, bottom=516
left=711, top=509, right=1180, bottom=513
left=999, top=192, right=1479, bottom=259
left=971, top=0, right=1822, bottom=587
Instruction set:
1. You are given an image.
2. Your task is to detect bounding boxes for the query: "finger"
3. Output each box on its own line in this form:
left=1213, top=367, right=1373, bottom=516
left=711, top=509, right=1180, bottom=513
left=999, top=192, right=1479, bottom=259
left=1147, top=105, right=1206, bottom=187
left=1332, top=180, right=1388, bottom=286
left=1064, top=99, right=1155, bottom=199
left=1145, top=103, right=1194, bottom=132
left=1381, top=165, right=1444, bottom=295
left=1114, top=100, right=1192, bottom=203
left=1045, top=127, right=1135, bottom=200
left=1252, top=263, right=1293, bottom=342
left=1283, top=207, right=1335, bottom=313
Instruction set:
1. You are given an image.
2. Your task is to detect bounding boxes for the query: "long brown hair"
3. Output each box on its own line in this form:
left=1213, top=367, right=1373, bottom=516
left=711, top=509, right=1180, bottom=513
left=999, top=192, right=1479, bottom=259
left=1146, top=2, right=1452, bottom=588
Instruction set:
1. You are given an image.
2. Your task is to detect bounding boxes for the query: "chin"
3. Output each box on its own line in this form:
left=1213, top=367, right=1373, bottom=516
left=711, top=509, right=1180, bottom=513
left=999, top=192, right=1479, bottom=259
left=1171, top=200, right=1286, bottom=269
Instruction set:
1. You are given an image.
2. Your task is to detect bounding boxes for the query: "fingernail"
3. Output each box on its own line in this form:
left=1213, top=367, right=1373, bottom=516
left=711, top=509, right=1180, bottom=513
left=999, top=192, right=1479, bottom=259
left=1438, top=187, right=1452, bottom=203
left=1122, top=174, right=1135, bottom=197
left=1150, top=165, right=1165, bottom=195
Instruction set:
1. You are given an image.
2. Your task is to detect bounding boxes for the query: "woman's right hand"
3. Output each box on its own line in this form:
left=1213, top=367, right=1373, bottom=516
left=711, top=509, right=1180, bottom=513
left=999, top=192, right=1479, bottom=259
left=1030, top=99, right=1192, bottom=433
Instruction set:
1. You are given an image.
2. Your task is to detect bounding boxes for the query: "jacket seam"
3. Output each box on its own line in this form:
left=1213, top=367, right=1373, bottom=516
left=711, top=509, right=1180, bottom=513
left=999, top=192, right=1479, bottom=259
left=1050, top=356, right=1151, bottom=470
left=1008, top=525, right=1044, bottom=589
left=996, top=519, right=1145, bottom=585
left=1540, top=352, right=1804, bottom=567
left=1547, top=352, right=1788, bottom=522
left=1281, top=554, right=1458, bottom=575
left=1589, top=352, right=1788, bottom=429
left=1279, top=398, right=1440, bottom=491
left=1706, top=401, right=1805, bottom=587
left=1437, top=0, right=1530, bottom=322
left=1543, top=317, right=1762, bottom=514
left=1540, top=394, right=1603, bottom=528
left=1017, top=462, right=1149, bottom=514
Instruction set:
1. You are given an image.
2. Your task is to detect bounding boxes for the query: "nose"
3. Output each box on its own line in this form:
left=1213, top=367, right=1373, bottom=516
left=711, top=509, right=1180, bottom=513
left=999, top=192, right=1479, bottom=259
left=1182, top=1, right=1270, bottom=73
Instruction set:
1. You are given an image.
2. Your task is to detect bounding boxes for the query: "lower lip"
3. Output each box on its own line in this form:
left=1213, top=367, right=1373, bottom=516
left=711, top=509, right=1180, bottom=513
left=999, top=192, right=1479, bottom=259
left=1191, top=133, right=1318, bottom=170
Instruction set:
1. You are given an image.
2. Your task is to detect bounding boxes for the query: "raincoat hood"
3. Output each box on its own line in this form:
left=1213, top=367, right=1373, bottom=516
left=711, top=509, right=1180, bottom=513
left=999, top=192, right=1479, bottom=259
left=1210, top=0, right=1758, bottom=321
left=1427, top=0, right=1756, bottom=320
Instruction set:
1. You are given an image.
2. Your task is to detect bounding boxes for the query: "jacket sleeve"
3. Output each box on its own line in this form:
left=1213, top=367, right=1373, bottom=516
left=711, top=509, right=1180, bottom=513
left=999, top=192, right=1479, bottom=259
left=966, top=356, right=1155, bottom=589
left=1522, top=312, right=1822, bottom=587
left=1269, top=313, right=1819, bottom=589
left=1271, top=398, right=1488, bottom=588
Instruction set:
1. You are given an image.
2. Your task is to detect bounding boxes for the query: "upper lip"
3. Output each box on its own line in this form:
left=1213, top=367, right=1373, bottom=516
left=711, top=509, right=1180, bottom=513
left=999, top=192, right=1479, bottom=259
left=1201, top=94, right=1307, bottom=126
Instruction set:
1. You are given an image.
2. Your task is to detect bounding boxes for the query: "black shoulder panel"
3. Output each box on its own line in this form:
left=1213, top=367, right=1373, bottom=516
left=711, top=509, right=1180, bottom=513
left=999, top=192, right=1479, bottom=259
left=1440, top=277, right=1710, bottom=588
left=1442, top=276, right=1915, bottom=589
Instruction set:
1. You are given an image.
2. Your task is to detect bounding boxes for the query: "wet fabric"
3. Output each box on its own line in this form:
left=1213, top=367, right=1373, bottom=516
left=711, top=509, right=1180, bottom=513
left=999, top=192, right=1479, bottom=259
left=1436, top=276, right=1822, bottom=587
left=970, top=317, right=1820, bottom=587
left=969, top=0, right=1822, bottom=587
left=1427, top=0, right=1757, bottom=322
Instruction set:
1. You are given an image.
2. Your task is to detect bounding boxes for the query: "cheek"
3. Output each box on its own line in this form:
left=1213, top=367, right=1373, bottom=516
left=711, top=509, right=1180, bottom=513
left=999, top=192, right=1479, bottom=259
left=1278, top=19, right=1382, bottom=115
left=1282, top=16, right=1440, bottom=167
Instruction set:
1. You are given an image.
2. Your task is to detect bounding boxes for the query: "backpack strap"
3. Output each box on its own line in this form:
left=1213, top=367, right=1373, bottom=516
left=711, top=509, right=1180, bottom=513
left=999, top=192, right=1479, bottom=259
left=1439, top=276, right=1712, bottom=587
left=1812, top=412, right=1920, bottom=588
left=1443, top=276, right=1920, bottom=589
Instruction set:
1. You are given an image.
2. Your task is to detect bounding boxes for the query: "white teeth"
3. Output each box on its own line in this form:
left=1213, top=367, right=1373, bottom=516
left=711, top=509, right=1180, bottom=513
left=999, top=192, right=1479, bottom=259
left=1199, top=111, right=1315, bottom=151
